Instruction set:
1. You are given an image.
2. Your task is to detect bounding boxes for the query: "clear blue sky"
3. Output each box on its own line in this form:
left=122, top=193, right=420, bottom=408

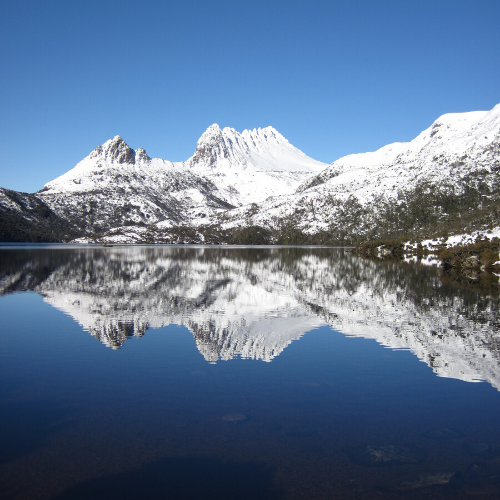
left=1, top=0, right=499, bottom=193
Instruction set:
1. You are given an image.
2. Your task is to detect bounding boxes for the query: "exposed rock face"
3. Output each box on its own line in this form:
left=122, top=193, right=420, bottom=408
left=1, top=246, right=499, bottom=388
left=190, top=124, right=229, bottom=167
left=185, top=124, right=328, bottom=210
left=94, top=135, right=135, bottom=164
left=33, top=136, right=227, bottom=234
left=134, top=148, right=149, bottom=163
left=1, top=124, right=326, bottom=241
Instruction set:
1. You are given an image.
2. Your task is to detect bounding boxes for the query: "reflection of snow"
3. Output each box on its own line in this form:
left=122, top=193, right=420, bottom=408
left=2, top=246, right=500, bottom=389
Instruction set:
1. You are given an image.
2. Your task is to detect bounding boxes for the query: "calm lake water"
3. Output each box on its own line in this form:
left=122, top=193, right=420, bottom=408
left=1, top=245, right=500, bottom=499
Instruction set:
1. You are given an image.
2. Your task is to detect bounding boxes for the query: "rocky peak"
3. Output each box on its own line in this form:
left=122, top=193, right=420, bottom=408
left=135, top=148, right=149, bottom=163
left=104, top=136, right=135, bottom=164
left=190, top=124, right=230, bottom=167
left=89, top=135, right=135, bottom=164
left=198, top=124, right=223, bottom=144
left=242, top=126, right=287, bottom=146
left=189, top=124, right=291, bottom=169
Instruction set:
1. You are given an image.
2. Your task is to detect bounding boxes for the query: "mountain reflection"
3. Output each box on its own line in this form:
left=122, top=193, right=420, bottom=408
left=1, top=246, right=500, bottom=388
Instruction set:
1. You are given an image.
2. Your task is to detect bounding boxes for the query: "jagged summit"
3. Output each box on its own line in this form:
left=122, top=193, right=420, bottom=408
left=6, top=123, right=327, bottom=236
left=190, top=124, right=230, bottom=167
left=198, top=123, right=223, bottom=139
left=188, top=123, right=327, bottom=173
left=42, top=135, right=146, bottom=194
left=84, top=135, right=150, bottom=166
left=213, top=102, right=500, bottom=241
left=196, top=124, right=287, bottom=145
left=182, top=123, right=328, bottom=209
left=88, top=135, right=135, bottom=164
left=241, top=126, right=289, bottom=146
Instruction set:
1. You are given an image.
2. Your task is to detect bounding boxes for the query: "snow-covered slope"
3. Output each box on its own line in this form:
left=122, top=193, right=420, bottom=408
left=0, top=187, right=78, bottom=241
left=184, top=125, right=327, bottom=216
left=36, top=135, right=227, bottom=232
left=1, top=247, right=499, bottom=388
left=299, top=106, right=499, bottom=198
left=219, top=104, right=500, bottom=236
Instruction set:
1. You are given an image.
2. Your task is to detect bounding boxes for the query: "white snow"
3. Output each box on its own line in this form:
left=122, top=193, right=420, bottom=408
left=186, top=124, right=328, bottom=207
left=220, top=103, right=500, bottom=234
left=34, top=125, right=328, bottom=230
left=418, top=227, right=500, bottom=252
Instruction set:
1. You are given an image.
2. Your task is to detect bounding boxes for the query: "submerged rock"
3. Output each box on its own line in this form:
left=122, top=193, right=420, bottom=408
left=423, top=427, right=462, bottom=440
left=384, top=471, right=461, bottom=492
left=464, top=462, right=500, bottom=486
left=221, top=413, right=249, bottom=423
left=344, top=444, right=427, bottom=466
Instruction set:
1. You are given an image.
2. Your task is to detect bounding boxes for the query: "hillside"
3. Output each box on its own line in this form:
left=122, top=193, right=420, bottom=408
left=216, top=104, right=500, bottom=244
left=0, top=104, right=499, bottom=244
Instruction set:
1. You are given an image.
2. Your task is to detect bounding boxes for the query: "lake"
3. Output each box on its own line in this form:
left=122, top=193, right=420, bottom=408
left=1, top=245, right=500, bottom=499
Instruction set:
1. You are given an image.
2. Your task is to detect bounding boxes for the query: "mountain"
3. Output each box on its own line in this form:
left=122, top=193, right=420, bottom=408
left=185, top=125, right=327, bottom=210
left=1, top=104, right=499, bottom=243
left=7, top=126, right=326, bottom=240
left=1, top=246, right=499, bottom=388
left=217, top=104, right=500, bottom=244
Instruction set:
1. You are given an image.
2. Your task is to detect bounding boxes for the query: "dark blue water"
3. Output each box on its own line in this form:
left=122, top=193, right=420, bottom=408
left=1, top=246, right=500, bottom=499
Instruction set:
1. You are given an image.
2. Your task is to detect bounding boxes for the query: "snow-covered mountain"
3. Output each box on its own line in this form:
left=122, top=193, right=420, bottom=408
left=0, top=187, right=78, bottom=242
left=217, top=104, right=500, bottom=240
left=27, top=125, right=327, bottom=235
left=1, top=103, right=499, bottom=243
left=299, top=105, right=500, bottom=198
left=184, top=125, right=327, bottom=218
left=1, top=247, right=499, bottom=388
left=35, top=134, right=228, bottom=232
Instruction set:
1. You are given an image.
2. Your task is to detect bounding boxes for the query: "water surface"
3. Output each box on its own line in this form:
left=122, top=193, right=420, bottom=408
left=1, top=246, right=500, bottom=499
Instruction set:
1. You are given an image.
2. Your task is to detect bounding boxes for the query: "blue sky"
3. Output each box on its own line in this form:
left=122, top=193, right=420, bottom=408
left=1, top=0, right=499, bottom=193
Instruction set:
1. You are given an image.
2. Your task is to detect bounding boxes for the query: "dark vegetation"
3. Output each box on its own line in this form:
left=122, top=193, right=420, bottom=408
left=354, top=236, right=500, bottom=297
left=226, top=226, right=272, bottom=245
left=353, top=239, right=407, bottom=258
left=318, top=175, right=500, bottom=246
left=437, top=238, right=500, bottom=296
left=0, top=189, right=79, bottom=242
left=439, top=266, right=500, bottom=297
left=439, top=238, right=500, bottom=270
left=366, top=175, right=500, bottom=241
left=220, top=174, right=500, bottom=247
left=213, top=175, right=500, bottom=247
left=2, top=171, right=499, bottom=248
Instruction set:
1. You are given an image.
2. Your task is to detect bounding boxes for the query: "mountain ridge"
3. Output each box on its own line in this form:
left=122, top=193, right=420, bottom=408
left=1, top=104, right=499, bottom=244
left=215, top=104, right=500, bottom=244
